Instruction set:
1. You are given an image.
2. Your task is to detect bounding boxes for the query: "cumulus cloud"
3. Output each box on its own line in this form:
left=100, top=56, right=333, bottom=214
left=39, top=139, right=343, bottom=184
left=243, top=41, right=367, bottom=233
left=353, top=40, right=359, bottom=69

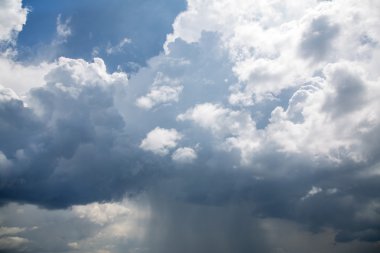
left=140, top=127, right=182, bottom=156
left=0, top=56, right=53, bottom=95
left=0, top=56, right=139, bottom=208
left=136, top=73, right=183, bottom=110
left=171, top=147, right=197, bottom=163
left=0, top=0, right=27, bottom=42
left=0, top=1, right=54, bottom=97
left=136, top=85, right=182, bottom=109
left=178, top=103, right=261, bottom=164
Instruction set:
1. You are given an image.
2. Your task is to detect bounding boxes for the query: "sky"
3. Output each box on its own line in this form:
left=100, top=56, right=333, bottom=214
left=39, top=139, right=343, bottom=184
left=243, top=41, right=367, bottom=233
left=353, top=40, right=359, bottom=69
left=0, top=0, right=380, bottom=252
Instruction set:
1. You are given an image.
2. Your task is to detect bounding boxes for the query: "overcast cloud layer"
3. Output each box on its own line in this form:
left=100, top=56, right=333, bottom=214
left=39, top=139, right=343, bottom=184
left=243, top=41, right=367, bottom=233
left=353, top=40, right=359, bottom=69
left=1, top=0, right=380, bottom=252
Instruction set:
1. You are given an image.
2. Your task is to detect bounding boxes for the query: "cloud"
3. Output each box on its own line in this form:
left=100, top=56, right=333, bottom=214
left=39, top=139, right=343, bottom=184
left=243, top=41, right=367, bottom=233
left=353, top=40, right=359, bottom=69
left=55, top=14, right=71, bottom=43
left=0, top=200, right=150, bottom=253
left=322, top=62, right=367, bottom=117
left=299, top=15, right=340, bottom=61
left=301, top=186, right=322, bottom=200
left=0, top=227, right=25, bottom=237
left=136, top=85, right=182, bottom=110
left=72, top=202, right=130, bottom=225
left=0, top=1, right=54, bottom=97
left=0, top=0, right=27, bottom=43
left=0, top=236, right=29, bottom=251
left=0, top=57, right=143, bottom=208
left=0, top=0, right=52, bottom=99
left=0, top=56, right=53, bottom=95
left=140, top=127, right=182, bottom=156
left=178, top=103, right=261, bottom=164
left=171, top=147, right=197, bottom=163
left=178, top=103, right=233, bottom=134
left=106, top=37, right=132, bottom=55
left=136, top=73, right=183, bottom=110
left=266, top=61, right=380, bottom=163
left=0, top=0, right=380, bottom=251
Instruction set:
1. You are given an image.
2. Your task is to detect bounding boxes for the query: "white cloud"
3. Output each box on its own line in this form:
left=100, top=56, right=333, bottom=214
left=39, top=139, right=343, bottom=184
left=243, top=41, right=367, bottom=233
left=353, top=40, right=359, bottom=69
left=1, top=45, right=127, bottom=99
left=140, top=127, right=182, bottom=156
left=68, top=242, right=80, bottom=249
left=177, top=103, right=232, bottom=135
left=56, top=14, right=71, bottom=43
left=178, top=103, right=261, bottom=164
left=72, top=202, right=129, bottom=225
left=301, top=186, right=322, bottom=200
left=137, top=86, right=183, bottom=110
left=136, top=72, right=183, bottom=110
left=0, top=1, right=53, bottom=96
left=0, top=236, right=29, bottom=250
left=0, top=0, right=28, bottom=42
left=267, top=61, right=380, bottom=162
left=106, top=37, right=132, bottom=55
left=164, top=0, right=380, bottom=106
left=45, top=57, right=128, bottom=88
left=0, top=226, right=26, bottom=237
left=71, top=198, right=150, bottom=250
left=0, top=85, right=20, bottom=102
left=172, top=147, right=197, bottom=163
left=0, top=56, right=53, bottom=95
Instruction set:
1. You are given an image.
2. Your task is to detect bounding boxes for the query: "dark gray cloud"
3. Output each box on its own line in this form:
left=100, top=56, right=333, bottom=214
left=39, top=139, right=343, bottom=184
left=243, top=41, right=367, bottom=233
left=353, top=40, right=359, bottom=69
left=0, top=59, right=155, bottom=208
left=0, top=88, right=40, bottom=158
